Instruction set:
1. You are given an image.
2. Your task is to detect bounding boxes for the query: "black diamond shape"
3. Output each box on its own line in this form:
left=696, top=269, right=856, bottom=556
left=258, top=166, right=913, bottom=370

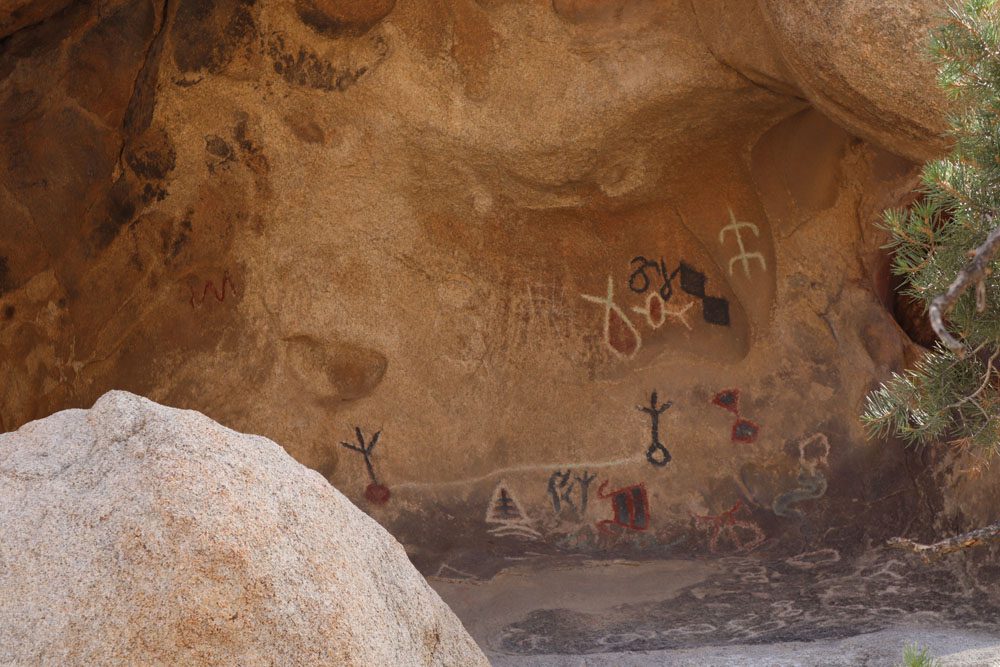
left=702, top=296, right=730, bottom=326
left=679, top=262, right=706, bottom=298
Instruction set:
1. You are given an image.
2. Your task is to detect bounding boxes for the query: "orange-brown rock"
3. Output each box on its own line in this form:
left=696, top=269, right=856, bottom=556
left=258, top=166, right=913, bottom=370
left=0, top=0, right=953, bottom=572
left=294, top=0, right=395, bottom=37
left=757, top=0, right=950, bottom=161
left=0, top=0, right=72, bottom=39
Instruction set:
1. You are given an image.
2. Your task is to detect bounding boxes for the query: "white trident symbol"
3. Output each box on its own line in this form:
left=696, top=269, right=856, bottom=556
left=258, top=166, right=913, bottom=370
left=719, top=208, right=766, bottom=278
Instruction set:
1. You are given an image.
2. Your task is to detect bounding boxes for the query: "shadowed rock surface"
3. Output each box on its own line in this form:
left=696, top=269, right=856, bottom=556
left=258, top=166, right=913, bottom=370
left=0, top=391, right=488, bottom=666
left=432, top=550, right=1000, bottom=665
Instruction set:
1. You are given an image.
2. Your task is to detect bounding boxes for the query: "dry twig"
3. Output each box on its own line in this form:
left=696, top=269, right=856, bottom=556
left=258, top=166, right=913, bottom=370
left=888, top=519, right=1000, bottom=562
left=929, top=219, right=1000, bottom=354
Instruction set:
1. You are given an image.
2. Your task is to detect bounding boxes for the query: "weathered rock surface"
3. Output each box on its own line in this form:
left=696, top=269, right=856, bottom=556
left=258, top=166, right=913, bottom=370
left=0, top=390, right=488, bottom=666
left=756, top=0, right=950, bottom=161
left=431, top=551, right=1000, bottom=664
left=691, top=1, right=951, bottom=161
left=0, top=0, right=968, bottom=574
left=0, top=0, right=72, bottom=39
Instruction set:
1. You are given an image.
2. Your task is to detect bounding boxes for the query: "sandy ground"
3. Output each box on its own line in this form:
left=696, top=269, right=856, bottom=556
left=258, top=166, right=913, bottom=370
left=431, top=554, right=1000, bottom=666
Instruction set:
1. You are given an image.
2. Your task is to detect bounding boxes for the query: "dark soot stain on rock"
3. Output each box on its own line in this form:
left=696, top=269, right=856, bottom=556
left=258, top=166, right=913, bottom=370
left=94, top=177, right=137, bottom=249
left=172, top=0, right=256, bottom=74
left=205, top=135, right=234, bottom=159
left=267, top=35, right=370, bottom=92
left=293, top=0, right=395, bottom=38
left=126, top=134, right=177, bottom=181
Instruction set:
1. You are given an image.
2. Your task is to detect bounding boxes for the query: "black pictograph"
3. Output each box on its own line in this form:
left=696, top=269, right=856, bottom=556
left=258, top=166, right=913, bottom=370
left=638, top=390, right=673, bottom=467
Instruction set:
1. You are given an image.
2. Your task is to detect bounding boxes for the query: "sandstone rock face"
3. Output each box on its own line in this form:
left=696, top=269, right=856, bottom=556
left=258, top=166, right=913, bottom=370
left=0, top=0, right=957, bottom=574
left=0, top=391, right=487, bottom=666
left=756, top=0, right=950, bottom=161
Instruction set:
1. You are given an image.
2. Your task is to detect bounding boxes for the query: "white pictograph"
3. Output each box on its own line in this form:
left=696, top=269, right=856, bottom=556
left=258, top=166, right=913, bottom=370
left=486, top=481, right=541, bottom=540
left=773, top=433, right=831, bottom=520
left=797, top=433, right=830, bottom=475
left=719, top=208, right=766, bottom=278
left=432, top=563, right=478, bottom=581
left=631, top=292, right=693, bottom=330
left=581, top=276, right=642, bottom=360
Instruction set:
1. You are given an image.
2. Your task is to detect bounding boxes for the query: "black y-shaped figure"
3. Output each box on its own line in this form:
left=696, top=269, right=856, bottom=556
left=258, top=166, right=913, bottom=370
left=638, top=391, right=672, bottom=466
left=575, top=470, right=598, bottom=514
left=341, top=427, right=381, bottom=485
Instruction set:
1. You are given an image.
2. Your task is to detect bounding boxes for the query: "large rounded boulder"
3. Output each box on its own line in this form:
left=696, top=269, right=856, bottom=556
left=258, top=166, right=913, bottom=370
left=0, top=390, right=487, bottom=666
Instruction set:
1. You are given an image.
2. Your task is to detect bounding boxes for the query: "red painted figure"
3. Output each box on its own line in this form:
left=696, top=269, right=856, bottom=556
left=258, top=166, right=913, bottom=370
left=712, top=388, right=760, bottom=444
left=189, top=271, right=236, bottom=308
left=694, top=500, right=765, bottom=552
left=596, top=480, right=650, bottom=533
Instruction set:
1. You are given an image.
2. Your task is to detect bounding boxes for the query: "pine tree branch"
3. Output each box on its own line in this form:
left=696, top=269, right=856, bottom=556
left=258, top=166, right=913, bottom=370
left=929, top=215, right=1000, bottom=354
left=944, top=345, right=999, bottom=411
left=887, top=519, right=1000, bottom=562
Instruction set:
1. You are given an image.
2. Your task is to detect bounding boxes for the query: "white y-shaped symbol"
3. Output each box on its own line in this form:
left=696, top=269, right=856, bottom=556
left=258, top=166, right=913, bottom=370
left=719, top=208, right=766, bottom=278
left=581, top=276, right=642, bottom=360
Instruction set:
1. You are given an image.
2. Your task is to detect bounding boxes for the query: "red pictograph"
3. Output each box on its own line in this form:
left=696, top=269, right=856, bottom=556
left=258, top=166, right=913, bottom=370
left=693, top=500, right=765, bottom=552
left=341, top=427, right=391, bottom=506
left=711, top=388, right=760, bottom=444
left=365, top=483, right=391, bottom=505
left=596, top=480, right=650, bottom=533
left=189, top=272, right=237, bottom=308
left=712, top=388, right=741, bottom=414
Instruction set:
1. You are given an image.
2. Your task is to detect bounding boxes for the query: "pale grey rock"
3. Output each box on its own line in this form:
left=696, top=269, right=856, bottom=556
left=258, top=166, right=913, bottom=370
left=0, top=390, right=488, bottom=666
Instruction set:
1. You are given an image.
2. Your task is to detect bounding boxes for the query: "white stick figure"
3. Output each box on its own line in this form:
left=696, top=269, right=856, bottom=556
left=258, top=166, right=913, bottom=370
left=719, top=208, right=766, bottom=278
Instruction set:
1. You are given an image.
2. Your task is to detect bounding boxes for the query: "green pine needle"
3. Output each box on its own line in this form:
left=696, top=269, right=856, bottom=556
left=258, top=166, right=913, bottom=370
left=863, top=0, right=1000, bottom=458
